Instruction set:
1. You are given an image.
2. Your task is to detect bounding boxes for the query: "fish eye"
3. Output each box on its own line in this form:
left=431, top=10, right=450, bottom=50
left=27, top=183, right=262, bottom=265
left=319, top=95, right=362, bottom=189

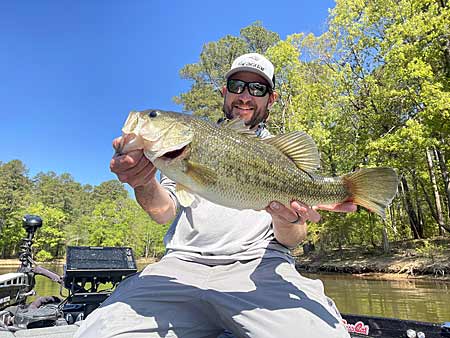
left=148, top=110, right=159, bottom=118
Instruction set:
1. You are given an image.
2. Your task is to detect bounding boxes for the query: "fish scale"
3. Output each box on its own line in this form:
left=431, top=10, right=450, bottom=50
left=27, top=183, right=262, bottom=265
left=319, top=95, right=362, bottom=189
left=186, top=123, right=347, bottom=209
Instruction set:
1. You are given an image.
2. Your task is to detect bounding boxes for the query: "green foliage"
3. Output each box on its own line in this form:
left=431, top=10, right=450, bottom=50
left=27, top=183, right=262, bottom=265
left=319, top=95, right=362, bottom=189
left=27, top=202, right=66, bottom=258
left=35, top=249, right=53, bottom=262
left=0, top=160, right=32, bottom=258
left=69, top=196, right=168, bottom=257
left=415, top=239, right=445, bottom=260
left=142, top=220, right=169, bottom=258
left=0, top=160, right=169, bottom=259
left=92, top=180, right=129, bottom=203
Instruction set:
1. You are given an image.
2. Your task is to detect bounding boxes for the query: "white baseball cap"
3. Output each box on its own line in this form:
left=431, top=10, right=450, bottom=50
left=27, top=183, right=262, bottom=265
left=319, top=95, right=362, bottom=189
left=225, top=53, right=275, bottom=89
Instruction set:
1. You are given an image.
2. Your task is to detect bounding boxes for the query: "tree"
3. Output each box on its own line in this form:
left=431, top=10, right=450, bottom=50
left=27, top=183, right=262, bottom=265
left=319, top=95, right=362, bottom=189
left=81, top=198, right=168, bottom=257
left=0, top=160, right=32, bottom=257
left=26, top=202, right=66, bottom=260
left=92, top=180, right=129, bottom=203
left=33, top=172, right=87, bottom=217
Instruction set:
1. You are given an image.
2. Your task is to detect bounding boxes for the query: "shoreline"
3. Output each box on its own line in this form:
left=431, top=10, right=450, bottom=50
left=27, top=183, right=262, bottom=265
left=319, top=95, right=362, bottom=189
left=0, top=257, right=158, bottom=269
left=295, top=265, right=450, bottom=282
left=293, top=238, right=450, bottom=282
left=2, top=238, right=449, bottom=282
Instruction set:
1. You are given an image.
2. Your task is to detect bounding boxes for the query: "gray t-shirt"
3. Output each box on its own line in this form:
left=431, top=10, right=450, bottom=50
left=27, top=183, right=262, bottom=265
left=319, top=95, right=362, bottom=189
left=161, top=125, right=293, bottom=265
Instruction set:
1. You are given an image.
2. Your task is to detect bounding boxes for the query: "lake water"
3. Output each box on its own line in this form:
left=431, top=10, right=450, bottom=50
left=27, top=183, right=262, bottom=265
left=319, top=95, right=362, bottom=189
left=1, top=263, right=449, bottom=323
left=308, top=272, right=450, bottom=323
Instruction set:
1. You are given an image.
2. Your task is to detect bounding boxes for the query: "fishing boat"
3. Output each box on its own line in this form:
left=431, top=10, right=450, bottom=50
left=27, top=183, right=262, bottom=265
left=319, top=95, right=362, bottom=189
left=1, top=215, right=449, bottom=338
left=0, top=312, right=448, bottom=338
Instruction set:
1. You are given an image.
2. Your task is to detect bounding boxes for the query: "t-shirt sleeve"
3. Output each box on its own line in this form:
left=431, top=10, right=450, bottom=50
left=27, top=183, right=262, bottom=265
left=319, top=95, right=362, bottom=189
left=160, top=173, right=181, bottom=211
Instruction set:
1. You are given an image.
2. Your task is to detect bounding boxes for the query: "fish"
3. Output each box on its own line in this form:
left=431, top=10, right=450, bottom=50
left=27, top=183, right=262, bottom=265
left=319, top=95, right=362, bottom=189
left=116, top=109, right=398, bottom=218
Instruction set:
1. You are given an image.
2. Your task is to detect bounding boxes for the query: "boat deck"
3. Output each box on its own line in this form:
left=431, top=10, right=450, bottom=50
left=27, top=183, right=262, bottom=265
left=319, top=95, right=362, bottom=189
left=0, top=324, right=79, bottom=338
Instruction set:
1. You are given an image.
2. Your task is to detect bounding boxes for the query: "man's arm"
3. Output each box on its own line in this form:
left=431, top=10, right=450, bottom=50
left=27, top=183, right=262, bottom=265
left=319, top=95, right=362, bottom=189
left=266, top=201, right=356, bottom=248
left=134, top=178, right=177, bottom=224
left=110, top=138, right=177, bottom=224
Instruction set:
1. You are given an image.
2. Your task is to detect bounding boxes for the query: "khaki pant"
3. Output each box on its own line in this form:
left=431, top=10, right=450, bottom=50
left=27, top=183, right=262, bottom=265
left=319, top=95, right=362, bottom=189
left=74, top=256, right=349, bottom=338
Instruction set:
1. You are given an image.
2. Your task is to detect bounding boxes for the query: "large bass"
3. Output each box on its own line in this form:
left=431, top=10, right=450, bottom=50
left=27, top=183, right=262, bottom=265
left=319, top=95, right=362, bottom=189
left=117, top=109, right=398, bottom=218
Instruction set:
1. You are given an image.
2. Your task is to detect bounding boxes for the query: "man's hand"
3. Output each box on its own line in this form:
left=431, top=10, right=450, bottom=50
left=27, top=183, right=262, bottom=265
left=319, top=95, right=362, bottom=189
left=110, top=137, right=176, bottom=223
left=266, top=201, right=319, bottom=225
left=110, top=137, right=157, bottom=188
left=266, top=200, right=357, bottom=248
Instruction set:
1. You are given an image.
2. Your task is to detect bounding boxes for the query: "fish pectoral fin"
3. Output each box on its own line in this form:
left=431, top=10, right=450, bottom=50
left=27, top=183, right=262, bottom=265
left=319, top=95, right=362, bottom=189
left=185, top=161, right=218, bottom=186
left=263, top=131, right=321, bottom=172
left=175, top=184, right=197, bottom=207
left=220, top=118, right=258, bottom=138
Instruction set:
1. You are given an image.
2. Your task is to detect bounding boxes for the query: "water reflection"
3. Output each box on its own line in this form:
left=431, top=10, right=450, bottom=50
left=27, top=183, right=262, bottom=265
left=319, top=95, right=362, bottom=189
left=0, top=263, right=448, bottom=323
left=310, top=273, right=450, bottom=323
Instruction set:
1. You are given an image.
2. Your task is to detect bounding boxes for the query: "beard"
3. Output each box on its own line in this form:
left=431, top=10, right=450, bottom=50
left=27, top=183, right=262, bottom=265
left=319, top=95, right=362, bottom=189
left=222, top=97, right=270, bottom=128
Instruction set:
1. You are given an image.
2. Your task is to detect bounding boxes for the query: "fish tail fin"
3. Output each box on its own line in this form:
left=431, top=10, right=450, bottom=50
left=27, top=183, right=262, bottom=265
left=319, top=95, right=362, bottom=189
left=343, top=168, right=398, bottom=219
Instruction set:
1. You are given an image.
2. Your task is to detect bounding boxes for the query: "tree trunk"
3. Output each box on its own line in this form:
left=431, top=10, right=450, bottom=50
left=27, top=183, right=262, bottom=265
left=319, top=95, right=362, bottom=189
left=144, top=230, right=151, bottom=259
left=435, top=146, right=450, bottom=220
left=411, top=171, right=425, bottom=238
left=338, top=226, right=343, bottom=257
left=369, top=213, right=376, bottom=248
left=396, top=199, right=408, bottom=237
left=400, top=176, right=421, bottom=239
left=382, top=221, right=390, bottom=253
left=388, top=204, right=398, bottom=240
left=426, top=148, right=447, bottom=234
left=418, top=176, right=439, bottom=222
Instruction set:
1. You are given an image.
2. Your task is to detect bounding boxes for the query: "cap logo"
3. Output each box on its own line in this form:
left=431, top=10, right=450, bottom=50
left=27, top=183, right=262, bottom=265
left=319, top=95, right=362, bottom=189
left=237, top=61, right=265, bottom=72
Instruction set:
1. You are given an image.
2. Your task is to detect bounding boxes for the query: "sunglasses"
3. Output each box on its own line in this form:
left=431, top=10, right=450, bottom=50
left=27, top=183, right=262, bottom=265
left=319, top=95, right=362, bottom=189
left=226, top=79, right=271, bottom=97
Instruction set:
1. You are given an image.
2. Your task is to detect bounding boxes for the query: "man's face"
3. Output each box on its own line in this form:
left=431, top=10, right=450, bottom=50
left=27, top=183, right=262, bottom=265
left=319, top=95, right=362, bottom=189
left=222, top=71, right=276, bottom=127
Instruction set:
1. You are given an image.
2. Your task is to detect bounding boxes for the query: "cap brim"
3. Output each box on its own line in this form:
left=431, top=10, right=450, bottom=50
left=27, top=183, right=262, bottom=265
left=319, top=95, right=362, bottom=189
left=225, top=67, right=274, bottom=89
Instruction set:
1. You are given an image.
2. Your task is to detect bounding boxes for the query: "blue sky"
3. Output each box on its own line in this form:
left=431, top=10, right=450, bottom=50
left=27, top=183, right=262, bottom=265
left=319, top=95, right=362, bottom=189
left=1, top=0, right=335, bottom=187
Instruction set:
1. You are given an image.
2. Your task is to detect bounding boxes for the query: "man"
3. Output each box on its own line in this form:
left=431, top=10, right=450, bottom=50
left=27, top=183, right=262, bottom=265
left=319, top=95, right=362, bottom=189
left=75, top=53, right=354, bottom=338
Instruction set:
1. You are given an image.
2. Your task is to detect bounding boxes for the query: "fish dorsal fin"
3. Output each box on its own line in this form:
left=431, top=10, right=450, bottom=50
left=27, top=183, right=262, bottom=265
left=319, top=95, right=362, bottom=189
left=263, top=131, right=321, bottom=171
left=220, top=118, right=258, bottom=138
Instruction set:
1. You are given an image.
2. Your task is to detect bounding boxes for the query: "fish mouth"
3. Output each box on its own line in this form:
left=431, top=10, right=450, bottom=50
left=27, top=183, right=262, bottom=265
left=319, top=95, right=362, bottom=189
left=159, top=145, right=189, bottom=161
